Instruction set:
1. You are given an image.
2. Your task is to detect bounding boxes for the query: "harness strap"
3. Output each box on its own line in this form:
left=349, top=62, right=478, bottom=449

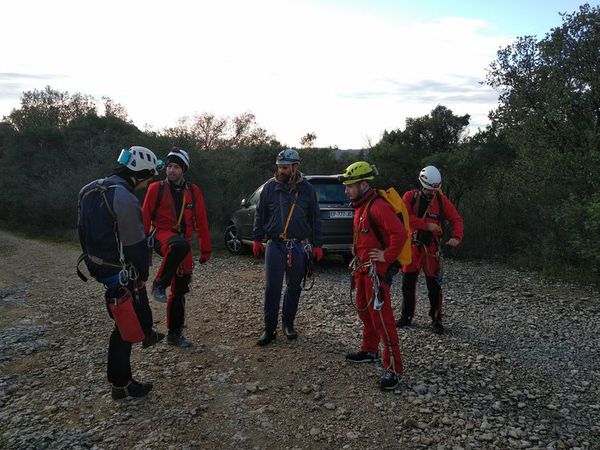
left=411, top=190, right=446, bottom=245
left=149, top=181, right=166, bottom=233
left=77, top=253, right=89, bottom=282
left=173, top=189, right=187, bottom=233
left=279, top=191, right=299, bottom=241
left=352, top=197, right=376, bottom=255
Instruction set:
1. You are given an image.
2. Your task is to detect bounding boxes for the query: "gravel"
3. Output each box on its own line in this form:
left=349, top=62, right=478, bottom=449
left=0, top=230, right=598, bottom=449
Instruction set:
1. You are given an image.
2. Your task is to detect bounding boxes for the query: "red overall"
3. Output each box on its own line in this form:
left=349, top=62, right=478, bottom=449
left=142, top=180, right=211, bottom=330
left=401, top=189, right=463, bottom=322
left=352, top=189, right=408, bottom=374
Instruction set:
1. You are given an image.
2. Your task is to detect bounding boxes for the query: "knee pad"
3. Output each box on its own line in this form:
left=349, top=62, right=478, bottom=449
left=167, top=236, right=191, bottom=258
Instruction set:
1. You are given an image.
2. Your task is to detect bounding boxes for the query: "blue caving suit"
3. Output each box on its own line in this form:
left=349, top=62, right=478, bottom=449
left=253, top=176, right=322, bottom=333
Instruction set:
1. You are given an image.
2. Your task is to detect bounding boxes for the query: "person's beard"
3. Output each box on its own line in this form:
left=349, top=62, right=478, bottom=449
left=277, top=172, right=291, bottom=183
left=275, top=167, right=294, bottom=184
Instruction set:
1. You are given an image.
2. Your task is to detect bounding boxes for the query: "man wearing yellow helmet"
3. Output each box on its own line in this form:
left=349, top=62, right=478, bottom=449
left=339, top=161, right=408, bottom=391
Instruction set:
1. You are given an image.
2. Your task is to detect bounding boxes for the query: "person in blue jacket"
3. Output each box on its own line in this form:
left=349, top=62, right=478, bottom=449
left=252, top=149, right=323, bottom=346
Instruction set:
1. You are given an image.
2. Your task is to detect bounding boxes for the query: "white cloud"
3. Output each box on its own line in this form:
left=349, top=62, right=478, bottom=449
left=0, top=0, right=511, bottom=147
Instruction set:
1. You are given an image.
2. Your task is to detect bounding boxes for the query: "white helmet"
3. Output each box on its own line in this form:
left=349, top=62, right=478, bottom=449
left=419, top=165, right=442, bottom=190
left=117, top=146, right=160, bottom=177
left=166, top=147, right=190, bottom=171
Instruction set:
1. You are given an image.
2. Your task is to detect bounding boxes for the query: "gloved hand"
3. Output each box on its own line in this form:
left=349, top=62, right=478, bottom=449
left=199, top=252, right=211, bottom=264
left=253, top=241, right=264, bottom=258
left=426, top=222, right=442, bottom=234
left=312, top=247, right=324, bottom=262
left=446, top=238, right=461, bottom=248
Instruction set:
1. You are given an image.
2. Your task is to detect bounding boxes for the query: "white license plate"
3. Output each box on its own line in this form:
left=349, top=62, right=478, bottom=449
left=329, top=210, right=354, bottom=219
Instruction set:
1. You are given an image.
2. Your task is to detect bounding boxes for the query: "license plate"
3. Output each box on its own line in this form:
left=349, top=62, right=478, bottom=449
left=329, top=210, right=354, bottom=219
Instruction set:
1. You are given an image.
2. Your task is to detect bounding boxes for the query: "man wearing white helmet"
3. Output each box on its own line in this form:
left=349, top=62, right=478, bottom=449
left=398, top=165, right=463, bottom=334
left=142, top=146, right=212, bottom=348
left=77, top=146, right=165, bottom=400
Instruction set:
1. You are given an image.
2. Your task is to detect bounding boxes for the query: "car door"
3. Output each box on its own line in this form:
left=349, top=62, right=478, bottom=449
left=237, top=185, right=263, bottom=241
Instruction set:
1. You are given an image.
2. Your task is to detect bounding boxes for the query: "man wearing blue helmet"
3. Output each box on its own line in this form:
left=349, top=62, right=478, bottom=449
left=252, top=149, right=323, bottom=346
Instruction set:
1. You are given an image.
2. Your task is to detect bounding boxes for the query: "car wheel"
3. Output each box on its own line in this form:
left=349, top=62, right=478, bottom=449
left=224, top=224, right=245, bottom=254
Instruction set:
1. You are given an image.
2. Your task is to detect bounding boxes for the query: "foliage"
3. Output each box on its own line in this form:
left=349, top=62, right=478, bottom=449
left=163, top=112, right=277, bottom=150
left=484, top=3, right=600, bottom=270
left=2, top=4, right=599, bottom=279
left=300, top=132, right=317, bottom=148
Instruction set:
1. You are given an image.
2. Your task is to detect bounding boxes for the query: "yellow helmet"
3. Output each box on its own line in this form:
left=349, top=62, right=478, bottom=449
left=339, top=161, right=378, bottom=185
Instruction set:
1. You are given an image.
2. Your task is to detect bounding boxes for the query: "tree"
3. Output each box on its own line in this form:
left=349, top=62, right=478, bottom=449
left=485, top=3, right=600, bottom=268
left=369, top=105, right=471, bottom=195
left=102, top=96, right=130, bottom=121
left=164, top=112, right=277, bottom=151
left=6, top=86, right=96, bottom=132
left=300, top=132, right=317, bottom=148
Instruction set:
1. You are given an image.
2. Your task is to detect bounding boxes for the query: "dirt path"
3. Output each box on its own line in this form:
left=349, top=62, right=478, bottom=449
left=0, top=230, right=599, bottom=449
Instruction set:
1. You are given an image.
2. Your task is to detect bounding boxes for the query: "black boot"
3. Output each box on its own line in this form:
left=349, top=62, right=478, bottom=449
left=283, top=324, right=298, bottom=340
left=256, top=329, right=276, bottom=346
left=167, top=330, right=192, bottom=348
left=142, top=330, right=165, bottom=348
left=432, top=320, right=444, bottom=334
left=111, top=380, right=153, bottom=400
left=151, top=281, right=167, bottom=303
left=379, top=370, right=400, bottom=391
left=396, top=315, right=412, bottom=328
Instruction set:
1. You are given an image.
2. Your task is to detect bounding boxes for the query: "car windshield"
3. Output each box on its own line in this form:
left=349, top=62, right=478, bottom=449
left=309, top=180, right=349, bottom=204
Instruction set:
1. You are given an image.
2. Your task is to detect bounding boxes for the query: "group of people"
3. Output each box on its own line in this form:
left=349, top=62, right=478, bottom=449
left=77, top=146, right=462, bottom=399
left=77, top=146, right=210, bottom=399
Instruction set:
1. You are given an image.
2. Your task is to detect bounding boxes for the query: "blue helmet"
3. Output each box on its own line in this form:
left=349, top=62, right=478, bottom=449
left=276, top=149, right=300, bottom=165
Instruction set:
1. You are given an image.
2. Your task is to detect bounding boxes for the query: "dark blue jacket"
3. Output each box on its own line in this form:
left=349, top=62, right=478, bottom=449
left=253, top=177, right=323, bottom=247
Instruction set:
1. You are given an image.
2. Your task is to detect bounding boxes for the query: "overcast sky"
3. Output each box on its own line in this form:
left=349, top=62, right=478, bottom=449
left=0, top=0, right=584, bottom=148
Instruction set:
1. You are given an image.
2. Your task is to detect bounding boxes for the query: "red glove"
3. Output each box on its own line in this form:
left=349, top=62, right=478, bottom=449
left=312, top=247, right=323, bottom=262
left=199, top=252, right=211, bottom=264
left=253, top=241, right=264, bottom=258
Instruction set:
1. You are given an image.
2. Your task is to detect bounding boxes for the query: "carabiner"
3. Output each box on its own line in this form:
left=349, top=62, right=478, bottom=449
left=147, top=229, right=156, bottom=249
left=128, top=265, right=139, bottom=281
left=118, top=269, right=129, bottom=286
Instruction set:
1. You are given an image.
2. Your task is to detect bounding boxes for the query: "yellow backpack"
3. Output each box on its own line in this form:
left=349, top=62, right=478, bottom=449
left=366, top=187, right=412, bottom=266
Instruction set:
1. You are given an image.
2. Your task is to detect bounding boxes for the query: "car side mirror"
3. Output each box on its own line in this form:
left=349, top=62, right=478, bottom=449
left=241, top=198, right=247, bottom=207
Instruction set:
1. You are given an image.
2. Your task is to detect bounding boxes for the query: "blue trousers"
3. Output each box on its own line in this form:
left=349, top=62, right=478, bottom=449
left=263, top=240, right=307, bottom=332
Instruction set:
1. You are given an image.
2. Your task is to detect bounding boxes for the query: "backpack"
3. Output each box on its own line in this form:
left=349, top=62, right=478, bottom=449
left=76, top=180, right=126, bottom=282
left=366, top=187, right=412, bottom=266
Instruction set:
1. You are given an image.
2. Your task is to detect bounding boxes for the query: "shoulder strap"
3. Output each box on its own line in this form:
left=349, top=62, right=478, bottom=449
left=186, top=181, right=196, bottom=211
left=151, top=181, right=166, bottom=222
left=279, top=191, right=299, bottom=241
left=435, top=190, right=445, bottom=224
left=411, top=190, right=422, bottom=217
left=366, top=196, right=385, bottom=249
left=79, top=181, right=122, bottom=220
left=187, top=182, right=196, bottom=221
